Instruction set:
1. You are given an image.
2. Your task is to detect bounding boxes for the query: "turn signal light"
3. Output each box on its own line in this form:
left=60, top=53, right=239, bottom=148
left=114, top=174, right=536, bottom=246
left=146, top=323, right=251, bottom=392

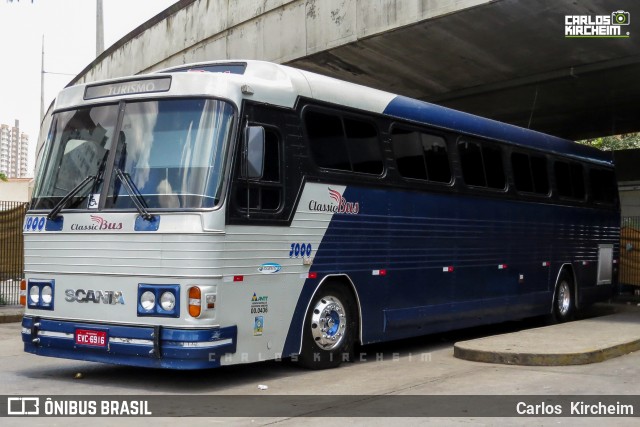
left=188, top=286, right=201, bottom=318
left=19, top=279, right=26, bottom=306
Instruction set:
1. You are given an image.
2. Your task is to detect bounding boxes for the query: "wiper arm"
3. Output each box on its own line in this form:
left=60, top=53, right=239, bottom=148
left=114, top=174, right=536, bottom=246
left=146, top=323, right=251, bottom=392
left=114, top=168, right=154, bottom=220
left=47, top=175, right=96, bottom=220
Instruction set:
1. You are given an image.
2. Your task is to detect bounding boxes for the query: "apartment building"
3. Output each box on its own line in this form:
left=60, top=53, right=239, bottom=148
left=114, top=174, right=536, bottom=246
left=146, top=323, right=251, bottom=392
left=0, top=120, right=29, bottom=178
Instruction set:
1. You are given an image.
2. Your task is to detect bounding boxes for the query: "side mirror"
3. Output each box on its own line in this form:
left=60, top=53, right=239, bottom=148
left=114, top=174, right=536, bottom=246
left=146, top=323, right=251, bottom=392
left=243, top=126, right=265, bottom=179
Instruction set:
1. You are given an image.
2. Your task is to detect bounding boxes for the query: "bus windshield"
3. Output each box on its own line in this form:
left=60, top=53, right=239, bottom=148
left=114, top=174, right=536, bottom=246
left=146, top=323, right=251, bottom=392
left=32, top=98, right=235, bottom=211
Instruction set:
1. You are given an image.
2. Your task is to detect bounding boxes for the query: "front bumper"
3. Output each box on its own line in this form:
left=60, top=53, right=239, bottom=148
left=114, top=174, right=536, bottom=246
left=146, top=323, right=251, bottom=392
left=22, top=316, right=237, bottom=370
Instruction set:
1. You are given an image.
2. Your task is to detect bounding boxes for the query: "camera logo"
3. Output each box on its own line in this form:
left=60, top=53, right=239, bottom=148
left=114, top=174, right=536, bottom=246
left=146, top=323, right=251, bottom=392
left=612, top=10, right=630, bottom=25
left=7, top=397, right=40, bottom=415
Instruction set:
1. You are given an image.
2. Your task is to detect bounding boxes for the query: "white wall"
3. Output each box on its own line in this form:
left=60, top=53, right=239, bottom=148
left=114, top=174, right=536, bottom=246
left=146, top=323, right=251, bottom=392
left=0, top=179, right=33, bottom=203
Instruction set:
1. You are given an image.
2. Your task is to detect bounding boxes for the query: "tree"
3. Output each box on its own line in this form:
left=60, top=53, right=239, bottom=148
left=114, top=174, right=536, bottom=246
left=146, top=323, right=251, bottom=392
left=578, top=133, right=640, bottom=151
left=0, top=172, right=7, bottom=182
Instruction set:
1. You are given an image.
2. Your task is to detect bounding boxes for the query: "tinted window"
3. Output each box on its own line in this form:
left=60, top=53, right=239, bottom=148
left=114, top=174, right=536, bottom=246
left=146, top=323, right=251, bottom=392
left=306, top=111, right=350, bottom=171
left=589, top=168, right=617, bottom=204
left=235, top=128, right=282, bottom=211
left=483, top=145, right=506, bottom=189
left=306, top=110, right=383, bottom=175
left=458, top=139, right=505, bottom=189
left=344, top=118, right=383, bottom=174
left=530, top=155, right=549, bottom=194
left=512, top=152, right=534, bottom=193
left=554, top=160, right=585, bottom=200
left=458, top=140, right=485, bottom=186
left=512, top=152, right=549, bottom=195
left=391, top=127, right=451, bottom=183
left=571, top=163, right=585, bottom=199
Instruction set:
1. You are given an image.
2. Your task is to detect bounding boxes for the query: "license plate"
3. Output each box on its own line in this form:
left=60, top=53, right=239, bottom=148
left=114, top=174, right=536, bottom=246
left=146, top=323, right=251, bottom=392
left=75, top=329, right=108, bottom=347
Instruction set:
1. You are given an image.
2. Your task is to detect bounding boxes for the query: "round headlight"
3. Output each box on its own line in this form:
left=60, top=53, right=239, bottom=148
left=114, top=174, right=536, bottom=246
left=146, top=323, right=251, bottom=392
left=140, top=291, right=156, bottom=311
left=160, top=291, right=176, bottom=311
left=41, top=285, right=53, bottom=304
left=29, top=286, right=40, bottom=304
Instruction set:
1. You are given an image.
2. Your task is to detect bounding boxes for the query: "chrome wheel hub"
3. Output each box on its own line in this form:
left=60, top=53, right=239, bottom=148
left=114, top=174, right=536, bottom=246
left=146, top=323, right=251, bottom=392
left=310, top=295, right=347, bottom=350
left=557, top=281, right=571, bottom=316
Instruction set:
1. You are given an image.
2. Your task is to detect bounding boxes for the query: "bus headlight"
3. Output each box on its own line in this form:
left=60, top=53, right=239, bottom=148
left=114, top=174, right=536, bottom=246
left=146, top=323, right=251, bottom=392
left=26, top=279, right=55, bottom=310
left=140, top=291, right=156, bottom=311
left=29, top=286, right=40, bottom=304
left=41, top=285, right=53, bottom=305
left=137, top=284, right=180, bottom=318
left=160, top=291, right=176, bottom=311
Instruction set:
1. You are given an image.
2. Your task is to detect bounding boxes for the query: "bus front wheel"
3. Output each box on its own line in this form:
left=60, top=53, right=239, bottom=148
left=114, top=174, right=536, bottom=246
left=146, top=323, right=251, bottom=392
left=297, top=283, right=357, bottom=369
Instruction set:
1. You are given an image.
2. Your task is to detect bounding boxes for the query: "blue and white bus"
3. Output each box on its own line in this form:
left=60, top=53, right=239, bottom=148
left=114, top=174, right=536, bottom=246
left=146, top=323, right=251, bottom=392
left=22, top=60, right=619, bottom=369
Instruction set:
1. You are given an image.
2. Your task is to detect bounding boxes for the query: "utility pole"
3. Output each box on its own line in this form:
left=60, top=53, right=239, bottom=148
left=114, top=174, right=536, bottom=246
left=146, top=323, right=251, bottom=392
left=40, top=35, right=44, bottom=123
left=96, top=0, right=104, bottom=56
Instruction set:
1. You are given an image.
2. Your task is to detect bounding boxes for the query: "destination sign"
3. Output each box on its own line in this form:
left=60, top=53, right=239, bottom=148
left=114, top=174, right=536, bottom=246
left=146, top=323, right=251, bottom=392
left=84, top=77, right=171, bottom=100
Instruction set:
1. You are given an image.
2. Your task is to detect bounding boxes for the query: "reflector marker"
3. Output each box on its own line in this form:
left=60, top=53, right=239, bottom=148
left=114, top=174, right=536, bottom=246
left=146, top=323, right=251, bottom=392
left=372, top=269, right=387, bottom=276
left=19, top=279, right=26, bottom=306
left=443, top=266, right=454, bottom=272
left=498, top=264, right=508, bottom=270
left=613, top=259, right=618, bottom=264
left=582, top=261, right=589, bottom=266
left=542, top=262, right=550, bottom=267
left=300, top=272, right=318, bottom=279
left=224, top=275, right=244, bottom=282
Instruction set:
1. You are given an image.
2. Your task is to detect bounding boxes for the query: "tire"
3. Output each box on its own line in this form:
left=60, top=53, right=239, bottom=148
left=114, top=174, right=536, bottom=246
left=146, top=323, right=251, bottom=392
left=297, top=282, right=357, bottom=370
left=552, top=271, right=575, bottom=323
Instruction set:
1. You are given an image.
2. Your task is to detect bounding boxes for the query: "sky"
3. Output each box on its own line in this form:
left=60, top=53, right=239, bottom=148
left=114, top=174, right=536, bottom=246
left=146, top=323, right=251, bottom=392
left=0, top=0, right=178, bottom=176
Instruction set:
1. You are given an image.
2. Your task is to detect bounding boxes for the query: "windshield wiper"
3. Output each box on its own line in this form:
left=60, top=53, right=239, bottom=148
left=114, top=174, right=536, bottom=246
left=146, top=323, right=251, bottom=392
left=114, top=168, right=154, bottom=220
left=47, top=175, right=96, bottom=220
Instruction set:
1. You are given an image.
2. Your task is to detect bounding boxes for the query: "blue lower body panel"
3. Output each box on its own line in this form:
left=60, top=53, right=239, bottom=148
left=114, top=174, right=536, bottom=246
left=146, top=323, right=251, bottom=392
left=22, top=316, right=237, bottom=370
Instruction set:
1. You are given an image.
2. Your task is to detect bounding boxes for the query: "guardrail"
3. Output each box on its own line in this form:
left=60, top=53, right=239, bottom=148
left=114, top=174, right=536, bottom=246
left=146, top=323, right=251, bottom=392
left=0, top=201, right=28, bottom=305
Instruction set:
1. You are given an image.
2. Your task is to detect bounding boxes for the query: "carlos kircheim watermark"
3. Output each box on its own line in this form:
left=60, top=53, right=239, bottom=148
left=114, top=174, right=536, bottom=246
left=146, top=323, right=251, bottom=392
left=2, top=395, right=638, bottom=417
left=565, top=10, right=630, bottom=38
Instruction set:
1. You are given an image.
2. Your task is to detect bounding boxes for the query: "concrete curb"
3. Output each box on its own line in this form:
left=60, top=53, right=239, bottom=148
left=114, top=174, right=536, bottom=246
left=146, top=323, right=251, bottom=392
left=0, top=307, right=24, bottom=324
left=454, top=311, right=640, bottom=366
left=454, top=339, right=640, bottom=366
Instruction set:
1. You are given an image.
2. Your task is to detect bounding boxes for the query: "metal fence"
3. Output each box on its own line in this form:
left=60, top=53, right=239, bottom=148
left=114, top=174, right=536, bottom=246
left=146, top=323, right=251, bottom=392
left=619, top=216, right=640, bottom=289
left=0, top=201, right=28, bottom=305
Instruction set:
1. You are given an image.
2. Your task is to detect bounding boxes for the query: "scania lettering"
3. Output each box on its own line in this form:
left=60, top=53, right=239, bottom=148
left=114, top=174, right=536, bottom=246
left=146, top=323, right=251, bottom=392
left=65, top=289, right=125, bottom=305
left=21, top=60, right=619, bottom=369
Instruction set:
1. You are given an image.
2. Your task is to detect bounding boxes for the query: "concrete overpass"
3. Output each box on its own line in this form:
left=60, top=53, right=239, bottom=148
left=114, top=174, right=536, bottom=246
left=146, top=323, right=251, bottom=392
left=70, top=0, right=640, bottom=140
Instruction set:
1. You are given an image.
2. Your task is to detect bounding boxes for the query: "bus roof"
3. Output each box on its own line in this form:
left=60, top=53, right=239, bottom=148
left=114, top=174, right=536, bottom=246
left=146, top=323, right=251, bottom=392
left=159, top=60, right=612, bottom=166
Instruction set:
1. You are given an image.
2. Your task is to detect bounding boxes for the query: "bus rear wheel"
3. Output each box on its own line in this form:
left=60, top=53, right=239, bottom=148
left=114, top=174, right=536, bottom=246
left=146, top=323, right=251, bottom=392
left=297, top=283, right=356, bottom=370
left=553, top=271, right=575, bottom=323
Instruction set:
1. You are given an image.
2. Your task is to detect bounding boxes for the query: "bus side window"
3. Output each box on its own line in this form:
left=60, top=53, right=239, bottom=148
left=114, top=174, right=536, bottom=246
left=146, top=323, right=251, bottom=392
left=306, top=110, right=351, bottom=171
left=530, top=155, right=549, bottom=195
left=344, top=118, right=383, bottom=175
left=458, top=140, right=486, bottom=187
left=589, top=168, right=617, bottom=204
left=512, top=152, right=549, bottom=195
left=458, top=138, right=505, bottom=190
left=305, top=109, right=383, bottom=175
left=235, top=128, right=282, bottom=211
left=482, top=145, right=505, bottom=189
left=511, top=152, right=534, bottom=192
left=391, top=127, right=451, bottom=183
left=554, top=160, right=585, bottom=200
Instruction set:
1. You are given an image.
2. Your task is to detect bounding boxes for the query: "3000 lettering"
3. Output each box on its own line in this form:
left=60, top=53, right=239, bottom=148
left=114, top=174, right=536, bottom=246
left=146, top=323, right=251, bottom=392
left=289, top=243, right=312, bottom=258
